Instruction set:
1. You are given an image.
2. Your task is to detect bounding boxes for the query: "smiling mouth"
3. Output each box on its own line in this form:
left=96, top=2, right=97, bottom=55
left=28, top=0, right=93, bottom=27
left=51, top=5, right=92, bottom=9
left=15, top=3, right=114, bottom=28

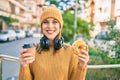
left=47, top=30, right=55, bottom=34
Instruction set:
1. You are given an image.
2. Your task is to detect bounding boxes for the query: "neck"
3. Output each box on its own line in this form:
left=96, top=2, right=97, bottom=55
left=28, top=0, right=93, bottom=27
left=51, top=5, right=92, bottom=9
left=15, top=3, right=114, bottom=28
left=49, top=40, right=54, bottom=46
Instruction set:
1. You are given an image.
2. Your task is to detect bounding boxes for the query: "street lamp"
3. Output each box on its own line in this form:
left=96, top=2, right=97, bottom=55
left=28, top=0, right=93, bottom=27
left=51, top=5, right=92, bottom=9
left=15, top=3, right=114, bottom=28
left=73, top=0, right=86, bottom=40
left=73, top=0, right=78, bottom=40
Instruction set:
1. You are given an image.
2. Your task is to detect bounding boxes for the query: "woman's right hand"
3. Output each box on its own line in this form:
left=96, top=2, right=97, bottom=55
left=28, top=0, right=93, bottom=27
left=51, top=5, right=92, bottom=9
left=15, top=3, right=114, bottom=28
left=19, top=48, right=35, bottom=67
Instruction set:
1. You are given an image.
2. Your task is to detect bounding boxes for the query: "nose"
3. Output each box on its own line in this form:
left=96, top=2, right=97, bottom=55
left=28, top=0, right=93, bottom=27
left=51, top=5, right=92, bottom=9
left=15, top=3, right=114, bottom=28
left=48, top=22, right=54, bottom=28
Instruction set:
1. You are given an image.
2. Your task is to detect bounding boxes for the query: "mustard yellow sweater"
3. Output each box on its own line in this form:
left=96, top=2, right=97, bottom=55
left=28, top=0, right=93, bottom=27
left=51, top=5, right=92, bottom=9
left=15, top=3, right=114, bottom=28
left=19, top=44, right=87, bottom=80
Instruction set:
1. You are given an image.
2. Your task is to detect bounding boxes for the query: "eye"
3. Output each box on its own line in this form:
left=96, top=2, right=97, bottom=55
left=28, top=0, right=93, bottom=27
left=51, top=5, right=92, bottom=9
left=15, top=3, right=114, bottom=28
left=43, top=20, right=49, bottom=24
left=53, top=20, right=58, bottom=24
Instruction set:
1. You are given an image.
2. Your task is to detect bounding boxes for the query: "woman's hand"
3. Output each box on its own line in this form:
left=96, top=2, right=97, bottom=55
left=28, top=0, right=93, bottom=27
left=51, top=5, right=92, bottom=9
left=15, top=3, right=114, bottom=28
left=19, top=48, right=35, bottom=67
left=78, top=46, right=89, bottom=68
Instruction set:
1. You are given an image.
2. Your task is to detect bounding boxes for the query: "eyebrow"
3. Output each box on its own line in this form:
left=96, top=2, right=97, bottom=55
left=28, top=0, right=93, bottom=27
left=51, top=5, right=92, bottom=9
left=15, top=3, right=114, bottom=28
left=45, top=18, right=57, bottom=21
left=53, top=19, right=57, bottom=21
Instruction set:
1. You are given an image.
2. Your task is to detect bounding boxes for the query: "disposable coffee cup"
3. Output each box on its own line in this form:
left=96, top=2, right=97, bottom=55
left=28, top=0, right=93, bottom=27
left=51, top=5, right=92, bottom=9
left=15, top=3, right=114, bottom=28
left=22, top=43, right=35, bottom=54
left=21, top=44, right=35, bottom=67
left=23, top=44, right=33, bottom=48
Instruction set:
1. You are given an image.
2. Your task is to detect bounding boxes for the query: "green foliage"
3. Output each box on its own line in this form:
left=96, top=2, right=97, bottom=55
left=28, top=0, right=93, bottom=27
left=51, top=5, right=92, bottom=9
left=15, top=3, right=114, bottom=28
left=62, top=11, right=74, bottom=42
left=88, top=47, right=108, bottom=65
left=87, top=47, right=120, bottom=79
left=77, top=18, right=90, bottom=37
left=0, top=16, right=19, bottom=25
left=86, top=19, right=120, bottom=79
left=45, top=0, right=60, bottom=7
left=86, top=68, right=120, bottom=80
left=45, top=0, right=71, bottom=10
left=62, top=10, right=90, bottom=42
left=88, top=21, right=94, bottom=31
left=89, top=46, right=120, bottom=64
left=116, top=42, right=120, bottom=56
left=106, top=19, right=120, bottom=58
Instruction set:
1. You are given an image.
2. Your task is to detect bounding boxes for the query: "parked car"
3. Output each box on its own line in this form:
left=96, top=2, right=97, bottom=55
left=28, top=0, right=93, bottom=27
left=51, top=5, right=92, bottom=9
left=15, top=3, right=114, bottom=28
left=32, top=31, right=41, bottom=37
left=15, top=30, right=26, bottom=39
left=0, top=30, right=16, bottom=42
left=25, top=30, right=33, bottom=37
left=95, top=30, right=109, bottom=40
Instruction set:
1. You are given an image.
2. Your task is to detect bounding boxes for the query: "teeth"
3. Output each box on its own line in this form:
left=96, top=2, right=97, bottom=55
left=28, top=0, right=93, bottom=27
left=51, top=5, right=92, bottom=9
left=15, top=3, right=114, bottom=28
left=47, top=30, right=54, bottom=34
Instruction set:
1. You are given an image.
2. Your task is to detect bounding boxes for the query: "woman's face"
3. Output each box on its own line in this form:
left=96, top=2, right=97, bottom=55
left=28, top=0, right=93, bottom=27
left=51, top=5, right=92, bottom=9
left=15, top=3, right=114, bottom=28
left=41, top=18, right=60, bottom=41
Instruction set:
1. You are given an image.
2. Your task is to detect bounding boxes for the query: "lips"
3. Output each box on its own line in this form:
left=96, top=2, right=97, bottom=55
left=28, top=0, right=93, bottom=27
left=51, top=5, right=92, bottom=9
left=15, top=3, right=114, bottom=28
left=46, top=30, right=55, bottom=34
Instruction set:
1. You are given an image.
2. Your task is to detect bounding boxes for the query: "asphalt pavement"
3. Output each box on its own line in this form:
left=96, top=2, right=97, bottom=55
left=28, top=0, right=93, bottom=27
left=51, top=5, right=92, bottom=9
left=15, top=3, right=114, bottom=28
left=0, top=37, right=40, bottom=80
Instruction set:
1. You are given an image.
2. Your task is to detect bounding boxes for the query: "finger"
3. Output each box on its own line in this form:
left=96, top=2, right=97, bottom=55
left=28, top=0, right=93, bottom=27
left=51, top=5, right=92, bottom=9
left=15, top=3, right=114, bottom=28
left=19, top=56, right=34, bottom=64
left=78, top=52, right=88, bottom=58
left=82, top=49, right=88, bottom=54
left=78, top=57, right=89, bottom=64
left=78, top=51, right=88, bottom=57
left=78, top=56, right=88, bottom=61
left=19, top=58, right=27, bottom=64
left=20, top=49, right=27, bottom=54
left=78, top=61, right=87, bottom=67
left=78, top=53, right=89, bottom=59
left=23, top=58, right=35, bottom=64
left=26, top=59, right=35, bottom=63
left=19, top=57, right=31, bottom=66
left=78, top=54, right=89, bottom=61
left=23, top=56, right=35, bottom=61
left=21, top=53, right=33, bottom=58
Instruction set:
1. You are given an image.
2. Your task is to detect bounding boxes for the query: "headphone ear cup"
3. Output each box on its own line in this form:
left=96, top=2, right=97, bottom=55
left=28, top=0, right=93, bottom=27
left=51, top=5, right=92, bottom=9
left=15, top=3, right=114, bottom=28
left=40, top=36, right=50, bottom=49
left=54, top=37, right=64, bottom=50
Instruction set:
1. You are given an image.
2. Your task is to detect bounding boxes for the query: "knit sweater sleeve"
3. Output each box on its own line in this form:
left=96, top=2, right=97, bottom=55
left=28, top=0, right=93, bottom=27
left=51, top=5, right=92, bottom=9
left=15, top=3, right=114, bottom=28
left=18, top=65, right=33, bottom=80
left=69, top=49, right=87, bottom=80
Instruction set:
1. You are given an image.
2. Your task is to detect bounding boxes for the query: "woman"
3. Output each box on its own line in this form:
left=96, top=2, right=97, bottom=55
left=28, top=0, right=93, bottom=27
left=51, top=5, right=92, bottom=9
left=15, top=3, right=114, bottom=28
left=19, top=4, right=89, bottom=80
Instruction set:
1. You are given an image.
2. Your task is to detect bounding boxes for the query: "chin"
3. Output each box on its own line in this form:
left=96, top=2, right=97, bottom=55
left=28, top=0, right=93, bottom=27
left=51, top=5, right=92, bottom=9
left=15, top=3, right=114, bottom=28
left=47, top=36, right=56, bottom=41
left=44, top=33, right=58, bottom=40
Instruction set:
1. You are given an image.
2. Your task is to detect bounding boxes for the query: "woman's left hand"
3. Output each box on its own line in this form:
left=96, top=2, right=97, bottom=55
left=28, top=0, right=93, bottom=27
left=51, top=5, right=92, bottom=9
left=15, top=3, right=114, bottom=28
left=78, top=46, right=89, bottom=68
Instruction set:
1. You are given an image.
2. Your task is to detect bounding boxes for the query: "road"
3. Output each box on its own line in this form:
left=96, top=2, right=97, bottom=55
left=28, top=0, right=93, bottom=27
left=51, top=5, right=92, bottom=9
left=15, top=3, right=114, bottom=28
left=0, top=37, right=40, bottom=80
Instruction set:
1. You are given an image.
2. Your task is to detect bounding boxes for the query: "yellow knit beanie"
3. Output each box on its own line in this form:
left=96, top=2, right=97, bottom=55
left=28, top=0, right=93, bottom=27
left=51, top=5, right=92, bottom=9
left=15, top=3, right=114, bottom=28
left=40, top=4, right=63, bottom=29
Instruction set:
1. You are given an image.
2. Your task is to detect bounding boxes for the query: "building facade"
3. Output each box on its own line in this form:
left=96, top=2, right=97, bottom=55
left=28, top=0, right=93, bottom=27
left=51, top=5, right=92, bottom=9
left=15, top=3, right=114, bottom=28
left=0, top=0, right=45, bottom=30
left=85, top=0, right=120, bottom=37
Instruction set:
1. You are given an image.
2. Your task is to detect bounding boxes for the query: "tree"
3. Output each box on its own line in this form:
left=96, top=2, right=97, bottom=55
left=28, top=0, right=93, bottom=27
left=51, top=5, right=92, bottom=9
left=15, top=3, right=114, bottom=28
left=45, top=0, right=72, bottom=10
left=106, top=19, right=120, bottom=59
left=0, top=16, right=19, bottom=25
left=62, top=10, right=90, bottom=42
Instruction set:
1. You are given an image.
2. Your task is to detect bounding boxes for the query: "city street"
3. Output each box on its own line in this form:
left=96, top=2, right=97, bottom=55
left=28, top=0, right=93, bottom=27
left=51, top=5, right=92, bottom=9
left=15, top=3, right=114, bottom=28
left=0, top=37, right=40, bottom=80
left=1, top=0, right=120, bottom=79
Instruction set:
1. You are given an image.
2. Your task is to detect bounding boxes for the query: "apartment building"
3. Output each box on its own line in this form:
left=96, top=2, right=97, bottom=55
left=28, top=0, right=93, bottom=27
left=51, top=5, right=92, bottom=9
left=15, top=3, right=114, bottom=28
left=0, top=0, right=45, bottom=30
left=20, top=0, right=45, bottom=28
left=0, top=0, right=11, bottom=30
left=114, top=0, right=120, bottom=29
left=0, top=0, right=26, bottom=30
left=85, top=0, right=120, bottom=37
